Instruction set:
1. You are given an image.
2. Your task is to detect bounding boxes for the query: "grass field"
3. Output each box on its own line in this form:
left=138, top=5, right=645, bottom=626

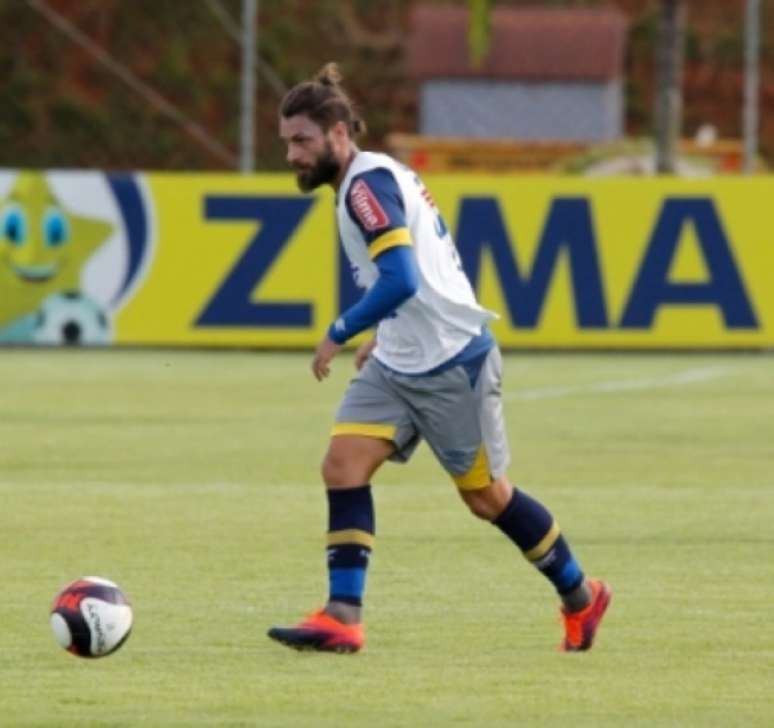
left=1, top=348, right=772, bottom=727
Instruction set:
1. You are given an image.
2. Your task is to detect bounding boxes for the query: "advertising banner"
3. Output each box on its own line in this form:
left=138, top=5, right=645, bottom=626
left=1, top=170, right=771, bottom=349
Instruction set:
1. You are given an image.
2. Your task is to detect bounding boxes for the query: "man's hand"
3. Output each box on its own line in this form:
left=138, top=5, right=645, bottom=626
left=354, top=337, right=377, bottom=371
left=311, top=335, right=343, bottom=381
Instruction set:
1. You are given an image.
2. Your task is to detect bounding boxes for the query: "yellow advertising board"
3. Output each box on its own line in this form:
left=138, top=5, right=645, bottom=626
left=430, top=176, right=774, bottom=348
left=0, top=170, right=772, bottom=349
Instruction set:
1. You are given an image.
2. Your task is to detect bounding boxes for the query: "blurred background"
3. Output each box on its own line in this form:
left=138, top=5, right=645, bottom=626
left=1, top=0, right=771, bottom=349
left=2, top=0, right=769, bottom=175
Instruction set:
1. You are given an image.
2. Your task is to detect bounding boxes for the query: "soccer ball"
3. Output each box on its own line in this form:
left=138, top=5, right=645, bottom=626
left=32, top=291, right=112, bottom=345
left=50, top=576, right=133, bottom=658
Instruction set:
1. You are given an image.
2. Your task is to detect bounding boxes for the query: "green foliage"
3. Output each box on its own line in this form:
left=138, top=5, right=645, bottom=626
left=1, top=0, right=773, bottom=169
left=467, top=0, right=491, bottom=68
left=0, top=62, right=33, bottom=152
left=0, top=349, right=773, bottom=726
left=711, top=30, right=745, bottom=68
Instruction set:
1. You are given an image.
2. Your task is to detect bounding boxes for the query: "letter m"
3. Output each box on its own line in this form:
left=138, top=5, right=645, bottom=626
left=456, top=197, right=608, bottom=328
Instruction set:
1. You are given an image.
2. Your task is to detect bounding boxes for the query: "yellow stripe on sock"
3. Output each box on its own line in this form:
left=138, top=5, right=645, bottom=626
left=369, top=227, right=412, bottom=259
left=327, top=528, right=375, bottom=549
left=524, top=521, right=561, bottom=561
left=452, top=446, right=491, bottom=491
left=331, top=423, right=397, bottom=440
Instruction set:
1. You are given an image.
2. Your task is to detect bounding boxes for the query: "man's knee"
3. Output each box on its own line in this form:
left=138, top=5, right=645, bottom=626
left=321, top=448, right=352, bottom=487
left=321, top=435, right=394, bottom=488
left=461, top=489, right=502, bottom=520
left=459, top=477, right=512, bottom=521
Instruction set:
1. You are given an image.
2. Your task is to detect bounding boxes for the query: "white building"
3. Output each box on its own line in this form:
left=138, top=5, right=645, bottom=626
left=406, top=5, right=629, bottom=143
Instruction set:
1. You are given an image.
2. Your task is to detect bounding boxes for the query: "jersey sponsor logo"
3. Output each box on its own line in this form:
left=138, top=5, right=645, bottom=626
left=349, top=179, right=389, bottom=231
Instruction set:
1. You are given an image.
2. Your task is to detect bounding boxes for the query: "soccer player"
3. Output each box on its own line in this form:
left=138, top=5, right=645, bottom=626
left=268, top=63, right=611, bottom=653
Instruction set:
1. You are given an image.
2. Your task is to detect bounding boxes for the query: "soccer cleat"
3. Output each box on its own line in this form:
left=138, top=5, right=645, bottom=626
left=267, top=609, right=364, bottom=653
left=560, top=579, right=612, bottom=652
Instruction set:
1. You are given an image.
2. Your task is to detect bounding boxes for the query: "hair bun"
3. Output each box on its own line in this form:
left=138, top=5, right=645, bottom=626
left=315, top=62, right=342, bottom=87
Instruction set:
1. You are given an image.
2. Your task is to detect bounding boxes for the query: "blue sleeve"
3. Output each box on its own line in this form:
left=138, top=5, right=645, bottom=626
left=328, top=246, right=419, bottom=344
left=345, top=168, right=411, bottom=259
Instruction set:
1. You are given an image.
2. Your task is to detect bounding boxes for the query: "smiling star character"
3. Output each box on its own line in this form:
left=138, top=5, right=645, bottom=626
left=0, top=172, right=113, bottom=332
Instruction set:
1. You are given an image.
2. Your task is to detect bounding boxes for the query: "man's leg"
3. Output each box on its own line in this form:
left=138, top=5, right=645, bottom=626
left=458, top=477, right=611, bottom=651
left=268, top=356, right=418, bottom=652
left=267, top=434, right=394, bottom=652
left=389, top=347, right=593, bottom=611
left=459, top=477, right=591, bottom=610
left=320, top=434, right=394, bottom=625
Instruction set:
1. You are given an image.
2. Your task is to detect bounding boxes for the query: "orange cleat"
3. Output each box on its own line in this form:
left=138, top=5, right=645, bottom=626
left=267, top=609, right=364, bottom=653
left=560, top=579, right=612, bottom=652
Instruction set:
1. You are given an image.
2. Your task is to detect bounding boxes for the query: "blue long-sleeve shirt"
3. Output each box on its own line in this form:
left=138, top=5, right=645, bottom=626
left=328, top=245, right=419, bottom=344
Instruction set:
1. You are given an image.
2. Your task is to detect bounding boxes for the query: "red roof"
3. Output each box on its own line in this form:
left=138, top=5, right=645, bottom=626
left=407, top=5, right=628, bottom=81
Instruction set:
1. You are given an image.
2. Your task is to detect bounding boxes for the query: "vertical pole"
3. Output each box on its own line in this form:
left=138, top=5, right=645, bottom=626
left=743, top=0, right=761, bottom=174
left=240, top=0, right=257, bottom=173
left=655, top=0, right=685, bottom=174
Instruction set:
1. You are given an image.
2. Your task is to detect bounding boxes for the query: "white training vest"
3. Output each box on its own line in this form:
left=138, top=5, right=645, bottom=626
left=336, top=151, right=496, bottom=373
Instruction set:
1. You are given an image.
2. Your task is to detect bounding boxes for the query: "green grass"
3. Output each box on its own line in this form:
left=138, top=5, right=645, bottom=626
left=0, top=349, right=772, bottom=727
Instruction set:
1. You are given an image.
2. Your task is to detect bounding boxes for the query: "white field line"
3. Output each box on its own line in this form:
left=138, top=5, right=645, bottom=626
left=506, top=365, right=735, bottom=401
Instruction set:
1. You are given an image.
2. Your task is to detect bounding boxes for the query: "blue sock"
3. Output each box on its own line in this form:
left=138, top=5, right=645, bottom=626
left=326, top=485, right=374, bottom=607
left=493, top=488, right=584, bottom=595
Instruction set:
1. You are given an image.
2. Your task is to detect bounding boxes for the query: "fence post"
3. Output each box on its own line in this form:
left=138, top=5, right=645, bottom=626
left=654, top=0, right=685, bottom=174
left=743, top=0, right=761, bottom=174
left=240, top=0, right=257, bottom=172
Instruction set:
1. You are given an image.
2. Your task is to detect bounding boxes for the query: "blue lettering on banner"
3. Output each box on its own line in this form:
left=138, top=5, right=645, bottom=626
left=194, top=193, right=758, bottom=334
left=620, top=198, right=758, bottom=328
left=456, top=197, right=608, bottom=328
left=197, top=196, right=315, bottom=327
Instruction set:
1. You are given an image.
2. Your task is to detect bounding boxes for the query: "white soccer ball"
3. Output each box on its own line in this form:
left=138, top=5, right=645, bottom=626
left=32, top=291, right=111, bottom=345
left=50, top=576, right=133, bottom=658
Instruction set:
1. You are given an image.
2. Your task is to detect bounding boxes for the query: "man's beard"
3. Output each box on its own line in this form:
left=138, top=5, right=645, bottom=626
left=294, top=143, right=341, bottom=191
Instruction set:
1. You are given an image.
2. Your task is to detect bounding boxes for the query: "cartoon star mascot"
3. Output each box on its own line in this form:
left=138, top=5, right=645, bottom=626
left=0, top=172, right=113, bottom=344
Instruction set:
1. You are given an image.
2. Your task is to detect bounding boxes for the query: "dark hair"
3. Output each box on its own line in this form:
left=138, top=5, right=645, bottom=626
left=280, top=62, right=366, bottom=137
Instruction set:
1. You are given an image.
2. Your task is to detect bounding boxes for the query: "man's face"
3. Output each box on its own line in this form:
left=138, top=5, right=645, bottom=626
left=279, top=115, right=341, bottom=191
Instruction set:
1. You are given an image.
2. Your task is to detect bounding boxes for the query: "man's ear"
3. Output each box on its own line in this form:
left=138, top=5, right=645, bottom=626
left=331, top=120, right=350, bottom=142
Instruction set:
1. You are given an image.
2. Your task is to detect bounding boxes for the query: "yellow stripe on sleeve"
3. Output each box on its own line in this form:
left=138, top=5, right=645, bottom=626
left=327, top=528, right=375, bottom=549
left=369, top=227, right=412, bottom=260
left=331, top=422, right=397, bottom=440
left=452, top=446, right=491, bottom=491
left=524, top=521, right=561, bottom=561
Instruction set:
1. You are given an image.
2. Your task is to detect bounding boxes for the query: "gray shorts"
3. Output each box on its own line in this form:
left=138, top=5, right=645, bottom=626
left=332, top=347, right=510, bottom=490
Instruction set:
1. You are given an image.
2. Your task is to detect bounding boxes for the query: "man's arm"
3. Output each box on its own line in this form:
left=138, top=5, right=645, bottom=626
left=311, top=246, right=419, bottom=381
left=328, top=246, right=418, bottom=344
